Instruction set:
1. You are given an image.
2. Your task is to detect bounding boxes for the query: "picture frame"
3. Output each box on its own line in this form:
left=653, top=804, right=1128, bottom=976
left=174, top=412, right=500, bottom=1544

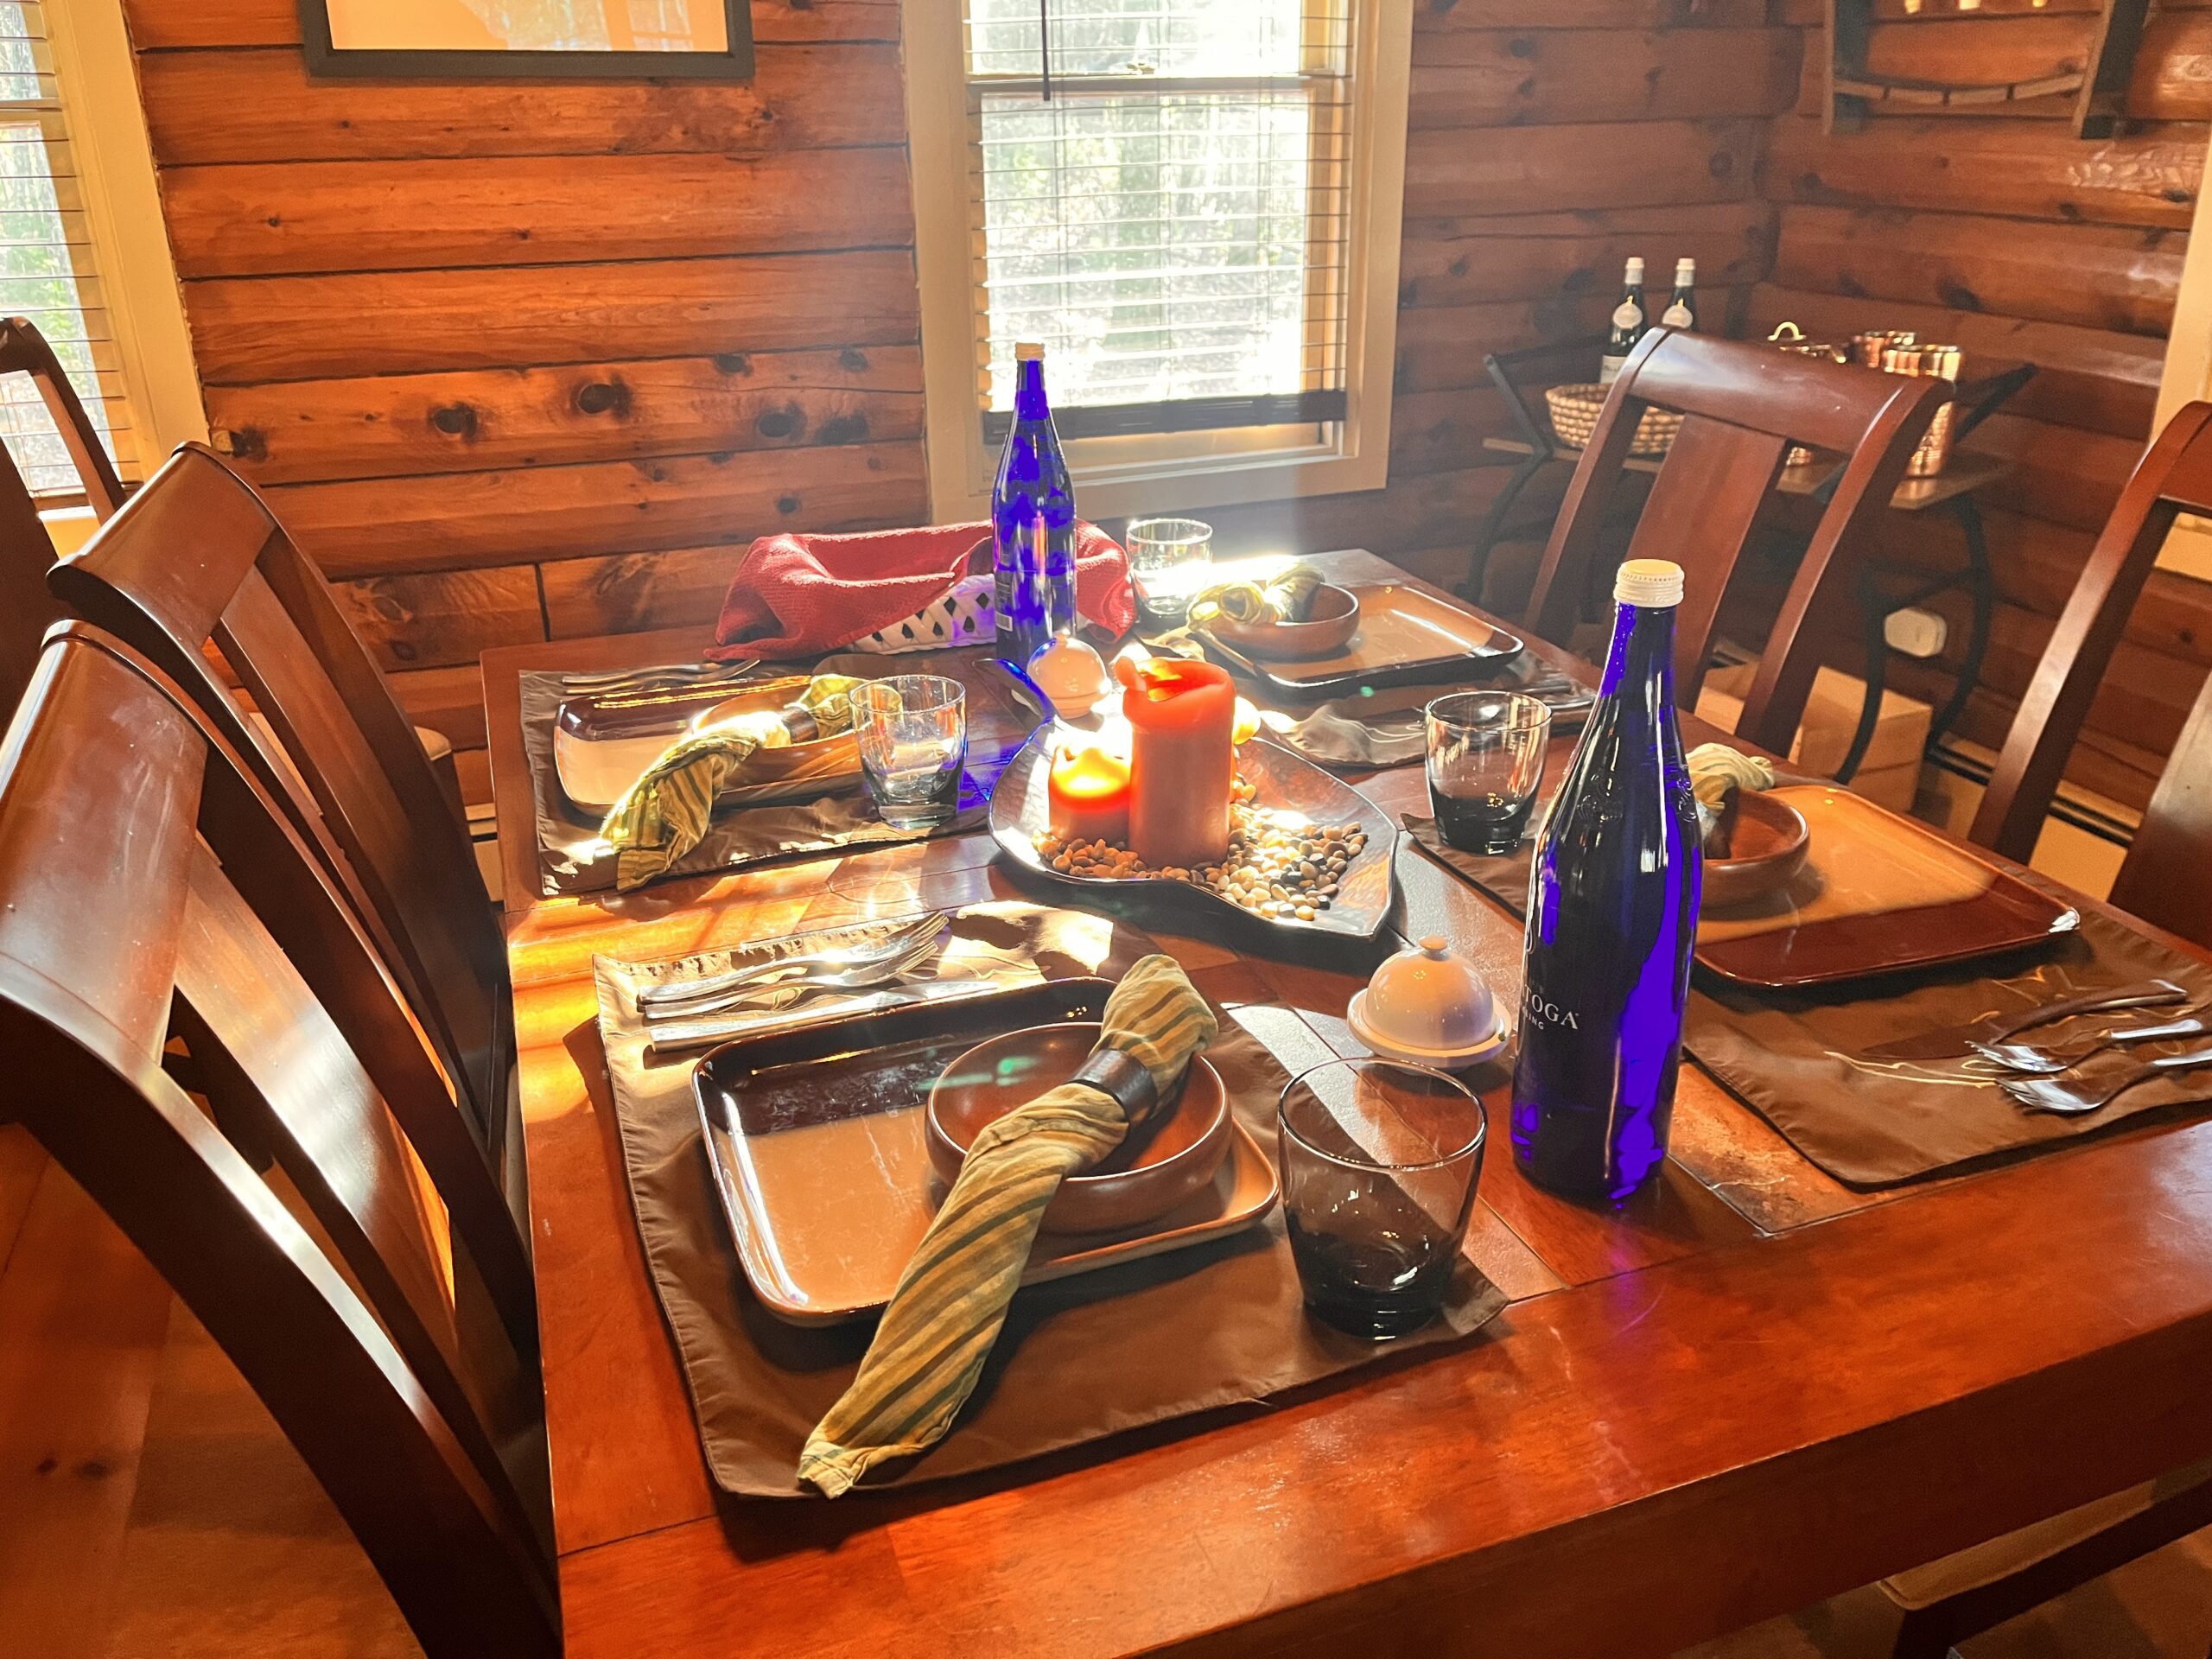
left=297, top=0, right=755, bottom=80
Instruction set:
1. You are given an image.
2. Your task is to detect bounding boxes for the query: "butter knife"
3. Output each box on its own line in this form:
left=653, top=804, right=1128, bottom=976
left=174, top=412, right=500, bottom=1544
left=644, top=979, right=997, bottom=1056
left=1861, top=980, right=2190, bottom=1063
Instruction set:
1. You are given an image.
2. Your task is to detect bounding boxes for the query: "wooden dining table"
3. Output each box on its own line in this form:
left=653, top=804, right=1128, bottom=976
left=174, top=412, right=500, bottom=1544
left=481, top=549, right=2212, bottom=1658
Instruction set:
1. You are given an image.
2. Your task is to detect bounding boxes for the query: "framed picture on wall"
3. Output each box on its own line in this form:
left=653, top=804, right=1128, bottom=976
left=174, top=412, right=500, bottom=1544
left=298, top=0, right=755, bottom=79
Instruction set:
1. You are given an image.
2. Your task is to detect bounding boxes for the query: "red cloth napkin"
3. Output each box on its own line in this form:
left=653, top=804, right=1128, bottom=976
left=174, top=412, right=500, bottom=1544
left=708, top=521, right=1135, bottom=662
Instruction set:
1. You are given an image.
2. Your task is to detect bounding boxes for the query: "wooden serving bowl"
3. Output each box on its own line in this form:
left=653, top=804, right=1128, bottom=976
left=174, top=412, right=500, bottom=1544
left=1207, top=583, right=1360, bottom=660
left=1702, top=791, right=1812, bottom=910
left=925, top=1023, right=1231, bottom=1234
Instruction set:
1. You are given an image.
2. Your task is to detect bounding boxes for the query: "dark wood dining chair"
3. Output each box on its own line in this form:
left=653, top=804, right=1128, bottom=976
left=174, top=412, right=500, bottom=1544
left=0, top=314, right=125, bottom=518
left=1967, top=398, right=2212, bottom=955
left=1521, top=328, right=1947, bottom=761
left=0, top=625, right=555, bottom=1658
left=48, top=442, right=519, bottom=1200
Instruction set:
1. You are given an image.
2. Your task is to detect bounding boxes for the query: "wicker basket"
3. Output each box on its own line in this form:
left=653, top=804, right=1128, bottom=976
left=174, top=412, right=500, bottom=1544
left=1545, top=383, right=1681, bottom=459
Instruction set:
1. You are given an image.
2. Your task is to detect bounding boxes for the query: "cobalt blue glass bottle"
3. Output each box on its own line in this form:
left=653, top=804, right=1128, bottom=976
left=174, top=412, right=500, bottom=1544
left=991, top=341, right=1075, bottom=665
left=1510, top=558, right=1702, bottom=1204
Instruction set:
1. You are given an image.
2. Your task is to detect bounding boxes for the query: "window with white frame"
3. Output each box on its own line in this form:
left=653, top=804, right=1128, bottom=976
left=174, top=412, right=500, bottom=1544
left=907, top=0, right=1411, bottom=518
left=0, top=1, right=143, bottom=499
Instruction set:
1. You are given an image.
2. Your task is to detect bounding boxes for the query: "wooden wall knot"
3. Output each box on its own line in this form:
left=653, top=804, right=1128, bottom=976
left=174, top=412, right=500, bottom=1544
left=575, top=380, right=632, bottom=419
left=429, top=404, right=479, bottom=440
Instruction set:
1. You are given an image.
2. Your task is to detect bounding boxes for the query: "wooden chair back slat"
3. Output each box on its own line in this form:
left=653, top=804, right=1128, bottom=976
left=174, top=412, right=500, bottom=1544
left=1523, top=329, right=1946, bottom=760
left=1971, top=399, right=2212, bottom=950
left=0, top=316, right=125, bottom=519
left=0, top=442, right=63, bottom=723
left=0, top=626, right=556, bottom=1658
left=50, top=444, right=513, bottom=1165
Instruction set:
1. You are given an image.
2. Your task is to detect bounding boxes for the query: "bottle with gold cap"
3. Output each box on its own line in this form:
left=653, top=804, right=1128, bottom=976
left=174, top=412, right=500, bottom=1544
left=990, top=341, right=1075, bottom=667
left=1510, top=557, right=1702, bottom=1203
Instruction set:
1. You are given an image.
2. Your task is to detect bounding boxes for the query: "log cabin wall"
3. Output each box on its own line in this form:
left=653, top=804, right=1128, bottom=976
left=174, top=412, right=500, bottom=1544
left=1754, top=0, right=2211, bottom=812
left=118, top=0, right=925, bottom=807
left=112, top=0, right=1797, bottom=807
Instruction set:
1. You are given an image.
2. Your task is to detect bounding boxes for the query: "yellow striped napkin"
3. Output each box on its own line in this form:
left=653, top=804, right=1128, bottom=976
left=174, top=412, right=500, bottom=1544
left=1187, top=562, right=1326, bottom=630
left=798, top=954, right=1217, bottom=1496
left=601, top=673, right=863, bottom=890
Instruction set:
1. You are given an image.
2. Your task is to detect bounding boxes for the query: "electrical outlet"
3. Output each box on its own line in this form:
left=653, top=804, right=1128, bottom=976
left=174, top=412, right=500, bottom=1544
left=1884, top=607, right=1948, bottom=658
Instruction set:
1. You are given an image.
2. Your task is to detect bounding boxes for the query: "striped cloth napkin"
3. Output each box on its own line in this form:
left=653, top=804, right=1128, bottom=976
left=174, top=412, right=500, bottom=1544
left=798, top=954, right=1218, bottom=1496
left=1186, top=562, right=1326, bottom=629
left=600, top=673, right=863, bottom=890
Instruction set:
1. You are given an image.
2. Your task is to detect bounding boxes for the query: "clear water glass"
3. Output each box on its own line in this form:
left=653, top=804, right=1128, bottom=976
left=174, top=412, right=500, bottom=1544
left=855, top=676, right=966, bottom=831
left=1425, top=690, right=1552, bottom=855
left=1277, top=1058, right=1487, bottom=1340
left=1124, top=517, right=1213, bottom=629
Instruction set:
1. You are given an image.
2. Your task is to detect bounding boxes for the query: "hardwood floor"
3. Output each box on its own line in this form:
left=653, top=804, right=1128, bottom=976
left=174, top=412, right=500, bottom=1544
left=0, top=1114, right=2202, bottom=1658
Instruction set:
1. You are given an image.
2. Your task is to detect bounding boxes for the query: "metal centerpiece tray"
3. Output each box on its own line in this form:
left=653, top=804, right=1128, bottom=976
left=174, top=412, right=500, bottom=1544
left=692, top=978, right=1279, bottom=1325
left=990, top=726, right=1402, bottom=941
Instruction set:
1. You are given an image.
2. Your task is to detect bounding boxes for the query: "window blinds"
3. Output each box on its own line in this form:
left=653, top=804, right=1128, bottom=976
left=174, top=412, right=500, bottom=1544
left=0, top=1, right=139, bottom=499
left=966, top=0, right=1355, bottom=442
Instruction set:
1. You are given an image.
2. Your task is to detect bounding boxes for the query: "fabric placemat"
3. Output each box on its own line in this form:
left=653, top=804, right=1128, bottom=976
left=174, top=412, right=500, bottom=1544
left=520, top=644, right=1048, bottom=896
left=591, top=902, right=1508, bottom=1497
left=1403, top=816, right=2212, bottom=1188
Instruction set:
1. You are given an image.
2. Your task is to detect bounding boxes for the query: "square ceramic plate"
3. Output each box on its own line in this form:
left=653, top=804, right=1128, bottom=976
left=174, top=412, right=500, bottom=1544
left=1197, top=582, right=1524, bottom=698
left=1694, top=785, right=2080, bottom=988
left=693, top=978, right=1280, bottom=1325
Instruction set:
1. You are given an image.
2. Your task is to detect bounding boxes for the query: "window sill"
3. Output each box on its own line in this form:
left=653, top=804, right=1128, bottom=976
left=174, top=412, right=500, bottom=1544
left=39, top=504, right=98, bottom=556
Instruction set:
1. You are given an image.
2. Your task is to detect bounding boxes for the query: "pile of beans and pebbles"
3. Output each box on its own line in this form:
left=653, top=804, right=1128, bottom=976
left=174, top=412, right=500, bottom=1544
left=1032, top=794, right=1371, bottom=925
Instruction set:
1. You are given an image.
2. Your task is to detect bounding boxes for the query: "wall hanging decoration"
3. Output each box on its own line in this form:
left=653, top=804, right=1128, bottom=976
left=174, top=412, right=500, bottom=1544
left=299, top=0, right=754, bottom=79
left=1823, top=0, right=2147, bottom=137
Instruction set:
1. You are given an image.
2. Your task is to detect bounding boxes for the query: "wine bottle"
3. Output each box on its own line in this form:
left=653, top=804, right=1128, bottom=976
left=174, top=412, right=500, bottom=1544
left=1510, top=558, right=1702, bottom=1204
left=1660, top=257, right=1697, bottom=331
left=991, top=342, right=1075, bottom=666
left=1597, top=257, right=1647, bottom=387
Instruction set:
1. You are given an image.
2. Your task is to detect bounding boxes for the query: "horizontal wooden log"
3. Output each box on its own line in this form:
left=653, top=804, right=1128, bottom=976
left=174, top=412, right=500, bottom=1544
left=264, top=439, right=927, bottom=578
left=1404, top=118, right=1761, bottom=217
left=541, top=543, right=749, bottom=639
left=1770, top=205, right=2181, bottom=339
left=124, top=0, right=899, bottom=48
left=1400, top=202, right=1776, bottom=309
left=181, top=249, right=921, bottom=383
left=1961, top=411, right=2146, bottom=533
left=1762, top=116, right=2201, bottom=230
left=1417, top=0, right=1768, bottom=33
left=209, top=347, right=925, bottom=486
left=1867, top=504, right=2212, bottom=671
left=331, top=567, right=544, bottom=672
left=1891, top=666, right=2164, bottom=810
left=1746, top=283, right=2164, bottom=441
left=1389, top=387, right=1514, bottom=478
left=137, top=44, right=906, bottom=164
left=1409, top=29, right=1798, bottom=128
left=162, top=148, right=913, bottom=278
left=389, top=664, right=488, bottom=752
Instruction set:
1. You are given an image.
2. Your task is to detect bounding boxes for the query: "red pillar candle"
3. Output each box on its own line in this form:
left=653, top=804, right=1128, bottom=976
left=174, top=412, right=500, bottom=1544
left=1046, top=745, right=1131, bottom=844
left=1116, top=656, right=1236, bottom=868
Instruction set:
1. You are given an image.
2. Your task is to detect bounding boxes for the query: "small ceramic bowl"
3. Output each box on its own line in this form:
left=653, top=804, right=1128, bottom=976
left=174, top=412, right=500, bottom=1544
left=925, top=1023, right=1231, bottom=1234
left=1702, top=791, right=1812, bottom=909
left=1208, top=583, right=1360, bottom=660
left=1346, top=935, right=1507, bottom=1071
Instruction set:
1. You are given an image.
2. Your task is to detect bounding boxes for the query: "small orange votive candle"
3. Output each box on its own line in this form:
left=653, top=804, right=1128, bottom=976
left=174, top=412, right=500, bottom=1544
left=1116, top=656, right=1235, bottom=868
left=1047, top=744, right=1131, bottom=845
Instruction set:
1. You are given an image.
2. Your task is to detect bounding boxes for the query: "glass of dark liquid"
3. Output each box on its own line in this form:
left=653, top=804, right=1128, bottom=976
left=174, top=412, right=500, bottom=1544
left=1424, top=690, right=1551, bottom=855
left=1277, top=1058, right=1487, bottom=1340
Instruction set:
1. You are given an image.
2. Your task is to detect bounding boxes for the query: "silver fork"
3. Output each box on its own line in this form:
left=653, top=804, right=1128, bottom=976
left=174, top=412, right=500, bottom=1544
left=2001, top=1045, right=2212, bottom=1116
left=635, top=914, right=949, bottom=1013
left=639, top=937, right=946, bottom=1025
left=1972, top=1012, right=2212, bottom=1075
left=560, top=659, right=756, bottom=696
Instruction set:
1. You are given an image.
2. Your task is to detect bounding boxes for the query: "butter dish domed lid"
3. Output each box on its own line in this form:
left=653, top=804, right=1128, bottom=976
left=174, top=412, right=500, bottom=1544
left=1347, top=935, right=1505, bottom=1071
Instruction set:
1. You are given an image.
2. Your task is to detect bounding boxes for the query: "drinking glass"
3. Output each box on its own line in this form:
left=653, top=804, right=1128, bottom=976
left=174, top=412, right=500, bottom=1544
left=1124, top=517, right=1213, bottom=629
left=855, top=677, right=966, bottom=831
left=1425, top=690, right=1552, bottom=855
left=1277, top=1058, right=1487, bottom=1340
